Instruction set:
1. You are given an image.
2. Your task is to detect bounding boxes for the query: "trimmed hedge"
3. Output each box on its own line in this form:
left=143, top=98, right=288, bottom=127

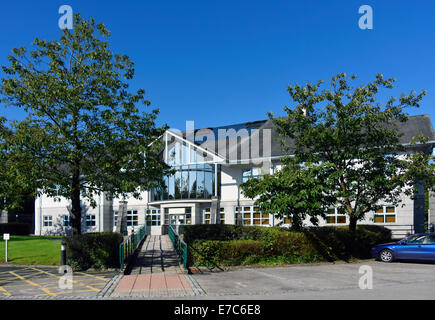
left=0, top=223, right=31, bottom=235
left=64, top=232, right=123, bottom=271
left=184, top=225, right=392, bottom=266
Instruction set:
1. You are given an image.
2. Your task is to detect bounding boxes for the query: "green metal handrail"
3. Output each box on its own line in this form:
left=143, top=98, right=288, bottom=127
left=119, top=224, right=146, bottom=271
left=168, top=225, right=188, bottom=270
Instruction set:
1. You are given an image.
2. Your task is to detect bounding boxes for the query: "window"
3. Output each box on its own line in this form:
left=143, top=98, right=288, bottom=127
left=43, top=215, right=52, bottom=227
left=282, top=217, right=292, bottom=225
left=152, top=164, right=216, bottom=201
left=406, top=235, right=426, bottom=244
left=203, top=207, right=225, bottom=224
left=113, top=210, right=118, bottom=225
left=63, top=215, right=71, bottom=227
left=242, top=168, right=263, bottom=183
left=219, top=207, right=225, bottom=224
left=203, top=207, right=211, bottom=224
left=235, top=206, right=270, bottom=226
left=146, top=209, right=160, bottom=226
left=127, top=210, right=138, bottom=226
left=86, top=214, right=96, bottom=227
left=164, top=208, right=169, bottom=225
left=374, top=206, right=396, bottom=223
left=326, top=208, right=347, bottom=224
left=425, top=235, right=435, bottom=244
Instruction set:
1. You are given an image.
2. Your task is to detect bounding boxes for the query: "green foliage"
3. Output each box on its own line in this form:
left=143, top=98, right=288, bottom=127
left=241, top=160, right=330, bottom=230
left=258, top=73, right=434, bottom=233
left=0, top=13, right=171, bottom=234
left=0, top=223, right=31, bottom=235
left=186, top=225, right=391, bottom=267
left=64, top=232, right=123, bottom=270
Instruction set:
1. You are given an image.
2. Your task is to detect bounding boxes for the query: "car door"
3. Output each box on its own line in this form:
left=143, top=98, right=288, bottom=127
left=420, top=235, right=435, bottom=261
left=395, top=235, right=427, bottom=260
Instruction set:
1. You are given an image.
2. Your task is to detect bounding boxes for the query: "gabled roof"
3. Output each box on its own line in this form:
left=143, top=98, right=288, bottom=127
left=167, top=114, right=435, bottom=164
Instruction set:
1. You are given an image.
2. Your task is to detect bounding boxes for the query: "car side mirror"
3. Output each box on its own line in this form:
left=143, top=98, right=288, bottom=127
left=399, top=240, right=407, bottom=245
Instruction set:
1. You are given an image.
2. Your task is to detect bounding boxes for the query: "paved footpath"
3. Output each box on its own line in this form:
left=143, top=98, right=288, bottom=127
left=111, top=235, right=203, bottom=298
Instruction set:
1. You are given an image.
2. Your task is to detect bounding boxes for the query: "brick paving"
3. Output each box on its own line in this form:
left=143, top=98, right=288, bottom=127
left=111, top=235, right=198, bottom=297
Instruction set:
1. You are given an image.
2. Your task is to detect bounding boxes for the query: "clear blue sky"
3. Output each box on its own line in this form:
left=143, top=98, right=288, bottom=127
left=0, top=0, right=434, bottom=131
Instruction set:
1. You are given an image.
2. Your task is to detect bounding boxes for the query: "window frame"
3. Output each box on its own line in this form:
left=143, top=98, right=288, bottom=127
left=146, top=209, right=161, bottom=226
left=63, top=215, right=71, bottom=227
left=43, top=215, right=53, bottom=227
left=325, top=207, right=347, bottom=225
left=126, top=210, right=139, bottom=227
left=242, top=168, right=263, bottom=183
left=374, top=206, right=396, bottom=224
left=86, top=214, right=96, bottom=227
left=235, top=206, right=270, bottom=226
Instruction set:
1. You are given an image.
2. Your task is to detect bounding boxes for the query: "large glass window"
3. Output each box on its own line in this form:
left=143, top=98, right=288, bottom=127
left=153, top=164, right=217, bottom=201
left=374, top=206, right=396, bottom=223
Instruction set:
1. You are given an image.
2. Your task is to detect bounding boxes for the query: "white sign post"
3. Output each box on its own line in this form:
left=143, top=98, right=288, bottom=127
left=3, top=233, right=9, bottom=263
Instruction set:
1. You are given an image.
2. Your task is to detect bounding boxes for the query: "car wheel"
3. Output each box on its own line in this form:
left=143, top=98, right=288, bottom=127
left=379, top=249, right=394, bottom=263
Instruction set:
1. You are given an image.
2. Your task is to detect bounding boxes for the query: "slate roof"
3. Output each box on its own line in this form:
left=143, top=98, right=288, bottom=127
left=170, top=114, right=435, bottom=163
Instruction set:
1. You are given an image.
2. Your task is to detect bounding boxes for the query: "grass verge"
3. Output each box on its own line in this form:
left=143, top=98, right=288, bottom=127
left=0, top=235, right=63, bottom=265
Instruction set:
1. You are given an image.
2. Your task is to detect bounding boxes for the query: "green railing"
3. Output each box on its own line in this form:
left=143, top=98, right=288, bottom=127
left=119, top=224, right=146, bottom=271
left=168, top=225, right=188, bottom=270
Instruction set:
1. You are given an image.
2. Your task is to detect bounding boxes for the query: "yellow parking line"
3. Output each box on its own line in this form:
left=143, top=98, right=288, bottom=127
left=74, top=272, right=109, bottom=282
left=9, top=271, right=56, bottom=296
left=0, top=286, right=11, bottom=296
left=27, top=267, right=79, bottom=284
left=35, top=289, right=98, bottom=297
left=28, top=267, right=103, bottom=292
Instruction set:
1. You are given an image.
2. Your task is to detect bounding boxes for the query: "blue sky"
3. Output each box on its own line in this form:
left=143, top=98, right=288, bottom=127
left=0, top=0, right=434, bottom=131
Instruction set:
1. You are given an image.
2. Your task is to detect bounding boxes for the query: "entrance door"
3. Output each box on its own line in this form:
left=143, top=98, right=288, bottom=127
left=170, top=214, right=186, bottom=226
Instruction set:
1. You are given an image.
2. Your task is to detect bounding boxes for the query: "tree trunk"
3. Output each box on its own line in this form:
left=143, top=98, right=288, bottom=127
left=290, top=214, right=303, bottom=232
left=70, top=165, right=82, bottom=235
left=349, top=215, right=358, bottom=237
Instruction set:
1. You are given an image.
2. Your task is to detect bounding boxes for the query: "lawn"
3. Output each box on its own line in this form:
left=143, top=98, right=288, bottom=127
left=0, top=235, right=63, bottom=265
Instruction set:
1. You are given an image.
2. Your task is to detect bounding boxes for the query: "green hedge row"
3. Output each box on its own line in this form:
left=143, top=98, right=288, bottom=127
left=0, top=223, right=31, bottom=235
left=64, top=232, right=123, bottom=271
left=184, top=225, right=392, bottom=266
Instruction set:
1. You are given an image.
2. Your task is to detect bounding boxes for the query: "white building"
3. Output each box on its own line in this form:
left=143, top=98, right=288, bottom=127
left=35, top=114, right=435, bottom=239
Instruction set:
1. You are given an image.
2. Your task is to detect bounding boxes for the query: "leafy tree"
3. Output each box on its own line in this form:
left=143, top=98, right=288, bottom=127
left=0, top=14, right=171, bottom=235
left=241, top=159, right=333, bottom=231
left=0, top=117, right=37, bottom=214
left=246, top=73, right=434, bottom=235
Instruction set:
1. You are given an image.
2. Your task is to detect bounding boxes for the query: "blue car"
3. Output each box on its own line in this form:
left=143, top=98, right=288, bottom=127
left=371, top=233, right=435, bottom=263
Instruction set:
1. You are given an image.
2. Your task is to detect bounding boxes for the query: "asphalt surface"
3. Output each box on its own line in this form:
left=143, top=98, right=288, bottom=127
left=0, top=265, right=116, bottom=298
left=1, top=260, right=434, bottom=299
left=183, top=260, right=435, bottom=300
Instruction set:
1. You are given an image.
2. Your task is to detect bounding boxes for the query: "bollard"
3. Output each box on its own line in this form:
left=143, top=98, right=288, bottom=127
left=61, top=242, right=67, bottom=267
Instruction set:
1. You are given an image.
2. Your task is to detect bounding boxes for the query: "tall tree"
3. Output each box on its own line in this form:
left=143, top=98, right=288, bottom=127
left=248, top=73, right=433, bottom=235
left=1, top=14, right=170, bottom=235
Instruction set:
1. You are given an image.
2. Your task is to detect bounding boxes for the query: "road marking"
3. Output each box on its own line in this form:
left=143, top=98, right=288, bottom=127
left=74, top=272, right=110, bottom=282
left=0, top=286, right=11, bottom=296
left=9, top=271, right=56, bottom=296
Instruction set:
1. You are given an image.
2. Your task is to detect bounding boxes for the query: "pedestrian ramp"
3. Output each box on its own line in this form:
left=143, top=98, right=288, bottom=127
left=111, top=235, right=205, bottom=297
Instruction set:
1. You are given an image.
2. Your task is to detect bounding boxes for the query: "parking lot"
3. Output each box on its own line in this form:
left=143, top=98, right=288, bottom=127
left=0, top=266, right=116, bottom=298
left=185, top=260, right=435, bottom=300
